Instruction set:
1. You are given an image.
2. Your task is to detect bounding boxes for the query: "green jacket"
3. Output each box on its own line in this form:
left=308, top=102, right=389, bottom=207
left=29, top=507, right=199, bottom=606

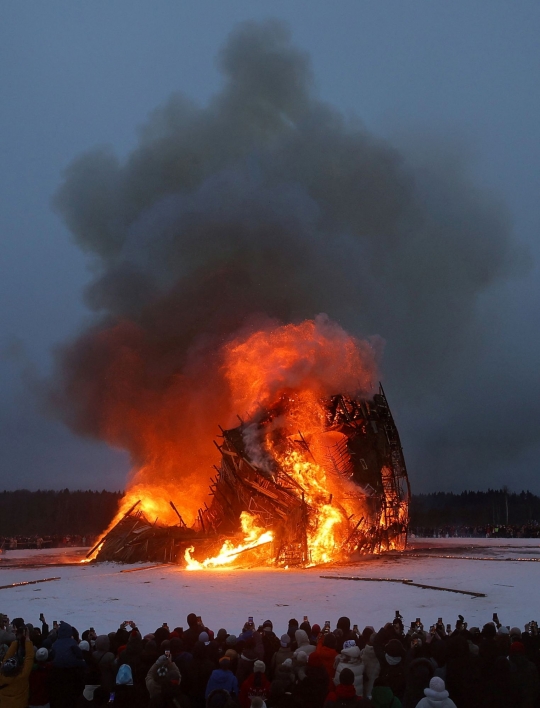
left=371, top=685, right=403, bottom=708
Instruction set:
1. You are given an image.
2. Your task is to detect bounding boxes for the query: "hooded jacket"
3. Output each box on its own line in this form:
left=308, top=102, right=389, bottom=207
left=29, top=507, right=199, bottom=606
left=205, top=668, right=239, bottom=698
left=145, top=659, right=181, bottom=699
left=0, top=639, right=35, bottom=708
left=361, top=644, right=380, bottom=697
left=414, top=689, right=457, bottom=708
left=316, top=636, right=338, bottom=682
left=49, top=622, right=85, bottom=669
left=333, top=644, right=364, bottom=696
left=293, top=630, right=316, bottom=658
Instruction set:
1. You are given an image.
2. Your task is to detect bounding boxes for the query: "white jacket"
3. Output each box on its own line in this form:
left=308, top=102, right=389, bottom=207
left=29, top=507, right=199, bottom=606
left=293, top=630, right=316, bottom=657
left=360, top=644, right=380, bottom=697
left=415, top=691, right=458, bottom=707
left=333, top=644, right=364, bottom=696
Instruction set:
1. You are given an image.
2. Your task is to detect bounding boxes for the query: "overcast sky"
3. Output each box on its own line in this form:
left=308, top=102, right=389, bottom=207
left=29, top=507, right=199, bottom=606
left=1, top=1, right=539, bottom=494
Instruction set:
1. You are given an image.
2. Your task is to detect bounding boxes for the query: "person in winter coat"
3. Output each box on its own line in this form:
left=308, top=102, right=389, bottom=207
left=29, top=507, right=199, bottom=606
left=205, top=658, right=239, bottom=700
left=114, top=663, right=146, bottom=708
left=236, top=643, right=258, bottom=688
left=145, top=656, right=181, bottom=701
left=273, top=658, right=294, bottom=690
left=293, top=630, right=315, bottom=659
left=361, top=635, right=381, bottom=699
left=401, top=658, right=433, bottom=708
left=292, top=651, right=308, bottom=682
left=239, top=660, right=271, bottom=708
left=48, top=622, right=85, bottom=669
left=333, top=640, right=364, bottom=696
left=92, top=634, right=116, bottom=693
left=292, top=652, right=328, bottom=708
left=46, top=622, right=85, bottom=708
left=335, top=619, right=357, bottom=653
left=28, top=647, right=52, bottom=708
left=324, top=667, right=372, bottom=707
left=414, top=677, right=457, bottom=708
left=378, top=640, right=406, bottom=702
left=271, top=637, right=293, bottom=678
left=315, top=632, right=338, bottom=683
left=183, top=642, right=214, bottom=708
left=261, top=622, right=280, bottom=670
left=286, top=621, right=299, bottom=651
left=0, top=634, right=34, bottom=708
left=508, top=641, right=540, bottom=708
left=371, top=677, right=402, bottom=708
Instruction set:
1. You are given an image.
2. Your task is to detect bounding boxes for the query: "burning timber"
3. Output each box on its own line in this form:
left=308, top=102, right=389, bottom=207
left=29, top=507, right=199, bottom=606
left=91, top=385, right=410, bottom=566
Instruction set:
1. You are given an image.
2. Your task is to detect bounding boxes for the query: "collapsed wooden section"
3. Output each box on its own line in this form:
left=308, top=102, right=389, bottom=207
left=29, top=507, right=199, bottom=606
left=92, top=384, right=410, bottom=565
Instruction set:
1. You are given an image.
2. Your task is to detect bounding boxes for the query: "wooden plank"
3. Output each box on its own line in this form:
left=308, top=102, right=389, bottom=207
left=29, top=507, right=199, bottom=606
left=319, top=575, right=486, bottom=597
left=0, top=577, right=60, bottom=590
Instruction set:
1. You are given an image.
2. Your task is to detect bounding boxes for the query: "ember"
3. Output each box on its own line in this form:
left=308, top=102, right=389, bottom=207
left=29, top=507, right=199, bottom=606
left=88, top=318, right=410, bottom=567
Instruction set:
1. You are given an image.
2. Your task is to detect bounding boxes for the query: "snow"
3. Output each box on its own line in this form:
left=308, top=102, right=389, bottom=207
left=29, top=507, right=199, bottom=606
left=1, top=539, right=539, bottom=637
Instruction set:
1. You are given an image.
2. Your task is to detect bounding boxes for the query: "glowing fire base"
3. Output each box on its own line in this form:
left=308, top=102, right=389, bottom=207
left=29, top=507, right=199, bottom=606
left=90, top=385, right=410, bottom=568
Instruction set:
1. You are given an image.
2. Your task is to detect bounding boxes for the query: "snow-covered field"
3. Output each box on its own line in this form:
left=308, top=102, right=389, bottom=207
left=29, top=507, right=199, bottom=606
left=1, top=539, right=539, bottom=637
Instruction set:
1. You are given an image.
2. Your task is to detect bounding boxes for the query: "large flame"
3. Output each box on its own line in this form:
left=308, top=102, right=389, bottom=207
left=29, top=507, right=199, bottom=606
left=185, top=512, right=273, bottom=570
left=89, top=316, right=380, bottom=567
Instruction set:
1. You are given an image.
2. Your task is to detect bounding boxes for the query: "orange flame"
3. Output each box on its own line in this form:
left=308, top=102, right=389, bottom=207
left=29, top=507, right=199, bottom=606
left=185, top=512, right=273, bottom=569
left=91, top=316, right=381, bottom=567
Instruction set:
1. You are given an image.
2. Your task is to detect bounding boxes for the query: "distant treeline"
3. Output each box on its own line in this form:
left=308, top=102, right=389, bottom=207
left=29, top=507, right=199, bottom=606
left=2, top=488, right=539, bottom=537
left=410, top=489, right=540, bottom=527
left=0, top=489, right=123, bottom=536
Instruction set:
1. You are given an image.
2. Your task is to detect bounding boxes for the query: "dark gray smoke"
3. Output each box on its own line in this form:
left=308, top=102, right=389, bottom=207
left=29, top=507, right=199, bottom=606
left=50, top=19, right=523, bottom=498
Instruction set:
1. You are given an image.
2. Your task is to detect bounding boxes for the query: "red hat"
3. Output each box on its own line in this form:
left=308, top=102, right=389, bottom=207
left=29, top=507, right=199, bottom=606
left=510, top=641, right=525, bottom=655
left=312, top=624, right=321, bottom=635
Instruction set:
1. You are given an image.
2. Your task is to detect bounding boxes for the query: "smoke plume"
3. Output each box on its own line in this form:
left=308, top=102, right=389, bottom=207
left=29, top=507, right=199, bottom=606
left=50, top=20, right=521, bottom=509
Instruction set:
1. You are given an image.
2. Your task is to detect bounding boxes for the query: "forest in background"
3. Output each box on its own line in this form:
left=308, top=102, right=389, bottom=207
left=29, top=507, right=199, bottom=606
left=0, top=489, right=122, bottom=536
left=1, top=488, right=539, bottom=537
left=410, top=489, right=540, bottom=528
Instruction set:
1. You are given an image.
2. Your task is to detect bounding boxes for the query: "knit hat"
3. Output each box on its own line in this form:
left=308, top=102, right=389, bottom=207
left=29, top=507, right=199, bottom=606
left=253, top=660, right=265, bottom=673
left=296, top=651, right=308, bottom=664
left=497, top=626, right=510, bottom=635
left=79, top=640, right=90, bottom=651
left=339, top=667, right=355, bottom=686
left=199, top=631, right=210, bottom=646
left=385, top=639, right=405, bottom=658
left=226, top=634, right=237, bottom=646
left=1, top=658, right=19, bottom=677
left=510, top=641, right=526, bottom=655
left=116, top=664, right=133, bottom=685
left=510, top=627, right=522, bottom=639
left=280, top=634, right=290, bottom=647
left=219, top=657, right=231, bottom=669
left=157, top=654, right=169, bottom=664
left=343, top=639, right=356, bottom=650
left=35, top=647, right=48, bottom=662
left=312, top=624, right=320, bottom=635
left=262, top=620, right=273, bottom=630
left=425, top=677, right=449, bottom=699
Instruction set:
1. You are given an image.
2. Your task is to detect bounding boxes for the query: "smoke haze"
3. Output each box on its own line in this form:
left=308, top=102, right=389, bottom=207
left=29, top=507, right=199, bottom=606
left=50, top=20, right=524, bottom=503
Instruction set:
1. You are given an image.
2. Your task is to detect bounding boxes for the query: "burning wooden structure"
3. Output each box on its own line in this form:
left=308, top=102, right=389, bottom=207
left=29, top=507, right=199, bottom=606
left=91, top=385, right=410, bottom=566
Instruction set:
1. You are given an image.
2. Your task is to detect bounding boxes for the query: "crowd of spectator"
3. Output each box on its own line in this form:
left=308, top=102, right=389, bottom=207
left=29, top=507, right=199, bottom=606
left=411, top=523, right=540, bottom=539
left=1, top=608, right=539, bottom=708
left=0, top=536, right=95, bottom=551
